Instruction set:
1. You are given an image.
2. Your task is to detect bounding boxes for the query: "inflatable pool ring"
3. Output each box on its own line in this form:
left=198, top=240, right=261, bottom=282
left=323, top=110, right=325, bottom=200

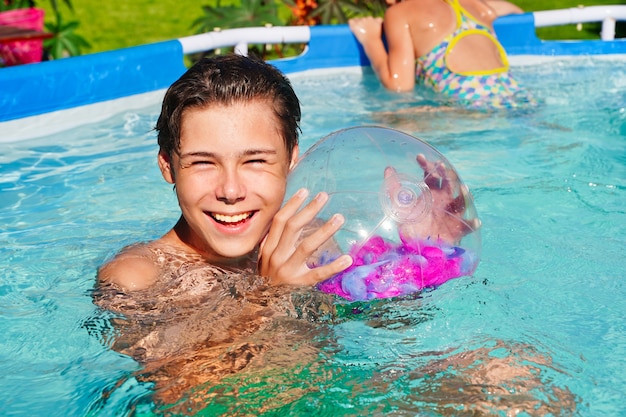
left=286, top=126, right=481, bottom=301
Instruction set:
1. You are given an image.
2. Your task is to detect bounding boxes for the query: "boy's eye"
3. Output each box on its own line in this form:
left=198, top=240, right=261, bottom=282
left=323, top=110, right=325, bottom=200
left=246, top=159, right=266, bottom=164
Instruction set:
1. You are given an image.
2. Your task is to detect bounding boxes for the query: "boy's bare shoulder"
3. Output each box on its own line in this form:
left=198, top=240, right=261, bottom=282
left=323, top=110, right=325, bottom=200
left=98, top=243, right=161, bottom=292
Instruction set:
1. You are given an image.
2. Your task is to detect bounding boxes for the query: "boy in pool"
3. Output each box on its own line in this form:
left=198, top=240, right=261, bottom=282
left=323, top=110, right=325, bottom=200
left=95, top=54, right=355, bottom=407
left=349, top=0, right=535, bottom=109
left=98, top=53, right=470, bottom=294
left=97, top=54, right=353, bottom=291
left=94, top=53, right=475, bottom=408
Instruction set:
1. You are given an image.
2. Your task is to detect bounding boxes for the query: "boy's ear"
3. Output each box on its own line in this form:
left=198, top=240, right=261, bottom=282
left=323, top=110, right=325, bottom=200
left=158, top=150, right=175, bottom=184
left=289, top=145, right=299, bottom=170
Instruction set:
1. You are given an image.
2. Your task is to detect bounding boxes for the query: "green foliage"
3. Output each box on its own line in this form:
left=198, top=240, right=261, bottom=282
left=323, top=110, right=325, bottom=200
left=357, top=0, right=387, bottom=18
left=312, top=0, right=352, bottom=24
left=192, top=0, right=286, bottom=33
left=0, top=0, right=33, bottom=11
left=43, top=12, right=89, bottom=58
left=189, top=0, right=299, bottom=61
left=310, top=0, right=385, bottom=24
left=47, top=0, right=72, bottom=12
left=0, top=0, right=32, bottom=11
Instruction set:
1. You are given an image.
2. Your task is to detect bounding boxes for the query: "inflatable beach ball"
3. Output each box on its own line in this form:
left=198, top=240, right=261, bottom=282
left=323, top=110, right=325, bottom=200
left=286, top=126, right=481, bottom=301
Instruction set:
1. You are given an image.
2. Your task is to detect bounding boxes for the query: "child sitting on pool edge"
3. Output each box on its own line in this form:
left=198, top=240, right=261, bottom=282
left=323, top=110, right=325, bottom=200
left=349, top=0, right=536, bottom=109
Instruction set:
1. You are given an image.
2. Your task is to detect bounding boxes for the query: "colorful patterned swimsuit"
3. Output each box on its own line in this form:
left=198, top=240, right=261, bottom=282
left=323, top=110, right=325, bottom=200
left=416, top=0, right=535, bottom=109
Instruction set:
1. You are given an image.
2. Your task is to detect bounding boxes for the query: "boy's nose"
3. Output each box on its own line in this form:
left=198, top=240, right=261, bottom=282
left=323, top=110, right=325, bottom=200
left=216, top=169, right=245, bottom=204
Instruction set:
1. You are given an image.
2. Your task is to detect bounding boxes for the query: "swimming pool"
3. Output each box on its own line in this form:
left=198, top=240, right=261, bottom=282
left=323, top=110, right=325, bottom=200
left=1, top=8, right=625, bottom=416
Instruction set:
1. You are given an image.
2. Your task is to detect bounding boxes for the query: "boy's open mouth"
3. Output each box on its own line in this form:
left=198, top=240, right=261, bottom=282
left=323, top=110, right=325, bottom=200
left=210, top=211, right=254, bottom=226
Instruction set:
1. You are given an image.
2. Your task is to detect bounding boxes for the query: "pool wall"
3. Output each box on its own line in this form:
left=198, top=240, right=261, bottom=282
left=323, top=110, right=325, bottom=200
left=1, top=11, right=625, bottom=140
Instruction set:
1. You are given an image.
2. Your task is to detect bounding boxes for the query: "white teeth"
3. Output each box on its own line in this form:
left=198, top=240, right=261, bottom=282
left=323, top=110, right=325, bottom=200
left=213, top=212, right=251, bottom=223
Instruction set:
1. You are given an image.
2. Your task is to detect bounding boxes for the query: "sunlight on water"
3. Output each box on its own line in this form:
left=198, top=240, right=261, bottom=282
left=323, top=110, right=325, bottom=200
left=0, top=56, right=625, bottom=416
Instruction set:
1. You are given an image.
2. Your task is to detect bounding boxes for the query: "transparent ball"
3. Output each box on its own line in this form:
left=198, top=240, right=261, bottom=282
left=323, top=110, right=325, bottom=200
left=286, top=126, right=481, bottom=301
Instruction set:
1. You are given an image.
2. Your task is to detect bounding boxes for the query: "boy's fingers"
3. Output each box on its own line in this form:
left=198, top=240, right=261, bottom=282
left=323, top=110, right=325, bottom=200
left=263, top=188, right=309, bottom=253
left=267, top=211, right=348, bottom=286
left=303, top=255, right=353, bottom=285
left=295, top=213, right=344, bottom=257
left=262, top=191, right=335, bottom=280
left=274, top=192, right=330, bottom=253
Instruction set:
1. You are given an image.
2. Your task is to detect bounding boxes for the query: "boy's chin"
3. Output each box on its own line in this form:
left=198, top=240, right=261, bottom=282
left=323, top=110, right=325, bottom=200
left=215, top=244, right=259, bottom=265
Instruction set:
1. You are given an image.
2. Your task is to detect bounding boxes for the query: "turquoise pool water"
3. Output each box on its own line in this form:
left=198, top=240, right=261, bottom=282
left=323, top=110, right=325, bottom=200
left=1, top=56, right=625, bottom=416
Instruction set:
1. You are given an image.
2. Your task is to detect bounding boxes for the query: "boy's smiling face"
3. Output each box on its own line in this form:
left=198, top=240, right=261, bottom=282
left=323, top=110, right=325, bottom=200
left=158, top=100, right=299, bottom=263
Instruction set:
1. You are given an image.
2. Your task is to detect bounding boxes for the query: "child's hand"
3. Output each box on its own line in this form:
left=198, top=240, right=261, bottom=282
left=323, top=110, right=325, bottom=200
left=389, top=154, right=480, bottom=244
left=258, top=189, right=353, bottom=286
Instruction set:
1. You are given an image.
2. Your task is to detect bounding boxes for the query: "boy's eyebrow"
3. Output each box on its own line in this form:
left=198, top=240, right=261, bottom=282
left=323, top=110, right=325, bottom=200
left=178, top=148, right=279, bottom=158
left=242, top=148, right=279, bottom=157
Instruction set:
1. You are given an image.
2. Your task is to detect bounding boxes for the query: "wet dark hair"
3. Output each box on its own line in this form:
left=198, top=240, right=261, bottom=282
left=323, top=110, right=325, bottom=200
left=156, top=53, right=301, bottom=157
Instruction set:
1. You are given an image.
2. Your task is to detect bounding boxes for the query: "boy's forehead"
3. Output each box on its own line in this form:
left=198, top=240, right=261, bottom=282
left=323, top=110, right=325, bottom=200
left=177, top=103, right=288, bottom=155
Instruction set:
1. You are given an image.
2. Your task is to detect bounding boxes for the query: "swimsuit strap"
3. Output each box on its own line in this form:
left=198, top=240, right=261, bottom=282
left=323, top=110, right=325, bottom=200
left=443, top=0, right=509, bottom=76
left=447, top=0, right=491, bottom=32
left=447, top=29, right=509, bottom=75
left=443, top=0, right=464, bottom=31
left=438, top=0, right=494, bottom=45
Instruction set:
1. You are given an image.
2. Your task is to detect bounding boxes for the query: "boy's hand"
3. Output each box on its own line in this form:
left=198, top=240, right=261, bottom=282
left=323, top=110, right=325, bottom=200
left=258, top=189, right=353, bottom=286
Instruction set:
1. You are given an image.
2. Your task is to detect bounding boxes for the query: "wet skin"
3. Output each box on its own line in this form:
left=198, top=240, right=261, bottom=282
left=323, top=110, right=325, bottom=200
left=158, top=101, right=298, bottom=264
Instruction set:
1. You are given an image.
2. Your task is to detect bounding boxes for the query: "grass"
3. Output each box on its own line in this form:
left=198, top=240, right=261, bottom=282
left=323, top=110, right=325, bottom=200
left=40, top=0, right=209, bottom=53
left=40, top=0, right=625, bottom=54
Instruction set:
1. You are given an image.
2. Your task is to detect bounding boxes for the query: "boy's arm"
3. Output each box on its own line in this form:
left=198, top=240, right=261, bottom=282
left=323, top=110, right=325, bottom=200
left=97, top=246, right=160, bottom=291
